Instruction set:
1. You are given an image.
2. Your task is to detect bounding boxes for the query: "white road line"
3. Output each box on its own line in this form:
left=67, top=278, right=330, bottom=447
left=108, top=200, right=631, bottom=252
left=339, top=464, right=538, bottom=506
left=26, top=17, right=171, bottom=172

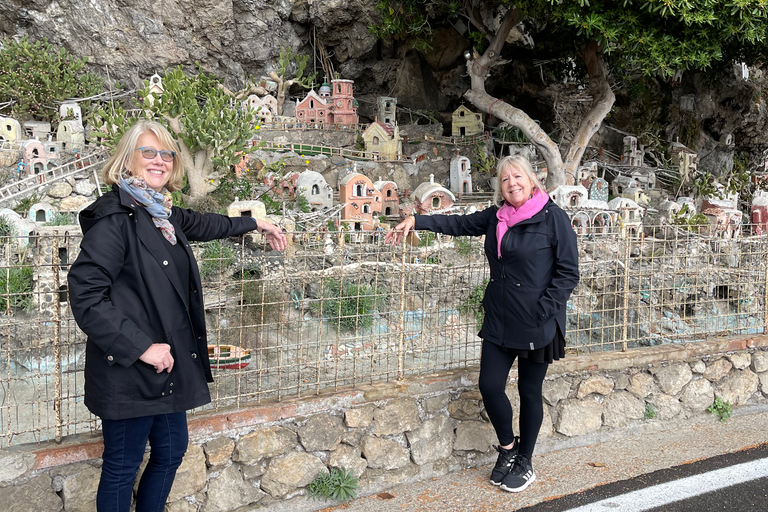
left=563, top=457, right=768, bottom=512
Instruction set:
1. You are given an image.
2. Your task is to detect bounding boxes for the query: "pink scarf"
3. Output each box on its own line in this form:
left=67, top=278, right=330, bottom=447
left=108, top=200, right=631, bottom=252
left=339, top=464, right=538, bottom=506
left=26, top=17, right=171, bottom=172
left=496, top=189, right=549, bottom=258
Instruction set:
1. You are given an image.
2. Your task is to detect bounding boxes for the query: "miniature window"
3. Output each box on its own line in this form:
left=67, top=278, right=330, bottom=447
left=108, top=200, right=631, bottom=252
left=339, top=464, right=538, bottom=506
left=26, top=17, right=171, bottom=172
left=432, top=197, right=440, bottom=208
left=58, top=285, right=68, bottom=303
left=36, top=210, right=46, bottom=222
left=570, top=195, right=578, bottom=207
left=372, top=136, right=379, bottom=145
left=355, top=184, right=364, bottom=196
left=312, top=184, right=319, bottom=195
left=363, top=204, right=370, bottom=214
left=629, top=210, right=635, bottom=220
left=310, top=100, right=314, bottom=108
left=459, top=111, right=464, bottom=117
left=386, top=190, right=392, bottom=198
left=461, top=162, right=466, bottom=171
left=240, top=210, right=252, bottom=217
left=59, top=248, right=68, bottom=270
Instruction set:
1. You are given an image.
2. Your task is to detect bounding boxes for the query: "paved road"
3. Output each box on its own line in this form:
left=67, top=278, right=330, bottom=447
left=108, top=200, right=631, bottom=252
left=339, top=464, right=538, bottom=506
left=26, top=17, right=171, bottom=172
left=320, top=405, right=768, bottom=512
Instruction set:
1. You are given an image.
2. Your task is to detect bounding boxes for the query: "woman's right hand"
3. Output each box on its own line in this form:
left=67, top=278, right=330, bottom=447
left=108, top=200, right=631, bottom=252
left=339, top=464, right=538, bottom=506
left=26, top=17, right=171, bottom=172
left=384, top=215, right=415, bottom=246
left=139, top=343, right=175, bottom=373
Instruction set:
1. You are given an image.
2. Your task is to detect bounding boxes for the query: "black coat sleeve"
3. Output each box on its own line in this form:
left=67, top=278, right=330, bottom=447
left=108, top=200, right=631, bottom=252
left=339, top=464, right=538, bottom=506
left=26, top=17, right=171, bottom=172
left=172, top=207, right=258, bottom=242
left=536, top=207, right=580, bottom=320
left=413, top=207, right=496, bottom=237
left=68, top=214, right=154, bottom=368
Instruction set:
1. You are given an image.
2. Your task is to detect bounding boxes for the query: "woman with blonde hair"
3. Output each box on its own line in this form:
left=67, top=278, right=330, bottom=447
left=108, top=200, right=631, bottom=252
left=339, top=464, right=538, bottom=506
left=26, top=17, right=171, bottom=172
left=69, top=120, right=286, bottom=511
left=386, top=155, right=578, bottom=493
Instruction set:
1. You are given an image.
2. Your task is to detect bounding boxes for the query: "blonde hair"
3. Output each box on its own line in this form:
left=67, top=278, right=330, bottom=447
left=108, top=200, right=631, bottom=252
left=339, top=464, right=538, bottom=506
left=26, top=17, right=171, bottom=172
left=102, top=120, right=185, bottom=192
left=492, top=155, right=544, bottom=207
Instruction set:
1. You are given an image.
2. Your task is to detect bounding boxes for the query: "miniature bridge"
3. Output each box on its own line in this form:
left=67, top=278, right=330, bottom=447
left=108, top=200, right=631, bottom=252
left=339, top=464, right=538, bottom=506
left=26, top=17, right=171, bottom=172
left=255, top=140, right=412, bottom=162
left=0, top=148, right=109, bottom=205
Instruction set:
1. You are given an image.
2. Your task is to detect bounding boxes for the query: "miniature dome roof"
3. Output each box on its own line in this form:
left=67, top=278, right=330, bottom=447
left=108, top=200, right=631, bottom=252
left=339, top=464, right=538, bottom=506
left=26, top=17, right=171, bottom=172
left=319, top=82, right=331, bottom=95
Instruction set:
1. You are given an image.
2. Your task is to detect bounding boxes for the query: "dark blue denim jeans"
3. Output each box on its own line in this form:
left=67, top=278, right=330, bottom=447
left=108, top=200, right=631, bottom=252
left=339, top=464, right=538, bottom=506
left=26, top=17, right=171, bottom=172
left=97, top=412, right=188, bottom=512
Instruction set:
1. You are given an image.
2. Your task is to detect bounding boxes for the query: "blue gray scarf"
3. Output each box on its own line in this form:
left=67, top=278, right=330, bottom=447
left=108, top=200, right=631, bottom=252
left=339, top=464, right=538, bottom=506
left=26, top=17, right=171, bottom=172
left=119, top=176, right=177, bottom=245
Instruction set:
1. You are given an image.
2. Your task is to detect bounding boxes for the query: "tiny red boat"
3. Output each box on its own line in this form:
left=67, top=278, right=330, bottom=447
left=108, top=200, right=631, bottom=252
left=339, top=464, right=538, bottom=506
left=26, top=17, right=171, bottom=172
left=208, top=345, right=251, bottom=370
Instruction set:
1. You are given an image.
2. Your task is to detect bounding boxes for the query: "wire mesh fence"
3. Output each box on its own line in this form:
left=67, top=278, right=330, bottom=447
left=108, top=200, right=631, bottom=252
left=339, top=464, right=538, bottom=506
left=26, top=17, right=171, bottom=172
left=0, top=220, right=765, bottom=446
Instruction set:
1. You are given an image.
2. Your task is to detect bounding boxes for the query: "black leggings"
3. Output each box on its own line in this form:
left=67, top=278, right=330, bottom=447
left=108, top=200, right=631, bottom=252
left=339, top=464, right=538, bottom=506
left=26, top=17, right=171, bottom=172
left=478, top=341, right=549, bottom=458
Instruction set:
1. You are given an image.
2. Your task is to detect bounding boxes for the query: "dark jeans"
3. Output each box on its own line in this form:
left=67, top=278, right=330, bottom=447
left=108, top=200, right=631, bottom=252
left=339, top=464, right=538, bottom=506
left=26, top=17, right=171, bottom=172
left=97, top=412, right=188, bottom=512
left=478, top=341, right=549, bottom=458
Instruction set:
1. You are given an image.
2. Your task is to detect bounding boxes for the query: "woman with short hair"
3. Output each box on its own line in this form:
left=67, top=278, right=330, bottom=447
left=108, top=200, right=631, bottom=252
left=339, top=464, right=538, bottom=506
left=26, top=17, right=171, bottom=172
left=68, top=120, right=286, bottom=511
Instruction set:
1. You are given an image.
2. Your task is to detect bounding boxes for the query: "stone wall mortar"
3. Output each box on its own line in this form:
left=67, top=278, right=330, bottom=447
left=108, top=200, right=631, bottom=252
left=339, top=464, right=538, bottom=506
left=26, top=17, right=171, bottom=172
left=3, top=336, right=767, bottom=511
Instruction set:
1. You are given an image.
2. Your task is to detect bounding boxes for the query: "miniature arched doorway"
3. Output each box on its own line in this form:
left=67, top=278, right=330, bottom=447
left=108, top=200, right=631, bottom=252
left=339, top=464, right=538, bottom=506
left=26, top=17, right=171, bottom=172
left=58, top=285, right=68, bottom=303
left=463, top=181, right=470, bottom=194
left=432, top=197, right=440, bottom=209
left=385, top=207, right=392, bottom=215
left=386, top=189, right=392, bottom=198
left=569, top=194, right=579, bottom=207
left=35, top=209, right=46, bottom=222
left=362, top=204, right=370, bottom=214
left=593, top=213, right=611, bottom=235
left=282, top=187, right=291, bottom=197
left=354, top=184, right=364, bottom=196
left=312, top=184, right=320, bottom=195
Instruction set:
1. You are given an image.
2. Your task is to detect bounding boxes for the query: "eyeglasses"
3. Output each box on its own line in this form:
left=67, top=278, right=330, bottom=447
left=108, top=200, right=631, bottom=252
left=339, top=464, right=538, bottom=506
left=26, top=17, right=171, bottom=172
left=135, top=147, right=176, bottom=162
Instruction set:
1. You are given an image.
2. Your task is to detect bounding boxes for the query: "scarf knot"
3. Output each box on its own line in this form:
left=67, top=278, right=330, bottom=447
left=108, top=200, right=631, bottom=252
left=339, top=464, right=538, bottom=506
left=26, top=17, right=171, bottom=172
left=119, top=175, right=177, bottom=245
left=496, top=189, right=549, bottom=258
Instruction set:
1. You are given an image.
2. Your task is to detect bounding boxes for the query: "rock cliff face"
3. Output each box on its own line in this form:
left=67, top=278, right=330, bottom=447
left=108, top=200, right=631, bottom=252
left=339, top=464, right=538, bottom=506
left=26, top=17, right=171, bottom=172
left=2, top=0, right=768, bottom=171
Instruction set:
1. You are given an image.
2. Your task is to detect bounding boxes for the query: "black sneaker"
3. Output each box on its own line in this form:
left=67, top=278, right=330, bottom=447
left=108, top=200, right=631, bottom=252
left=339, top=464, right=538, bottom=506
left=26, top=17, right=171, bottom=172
left=489, top=438, right=519, bottom=486
left=500, top=454, right=536, bottom=493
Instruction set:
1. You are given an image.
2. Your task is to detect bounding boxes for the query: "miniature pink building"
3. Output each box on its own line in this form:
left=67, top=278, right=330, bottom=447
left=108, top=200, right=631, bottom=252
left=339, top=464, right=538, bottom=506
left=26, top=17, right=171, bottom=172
left=751, top=191, right=768, bottom=234
left=264, top=171, right=299, bottom=199
left=373, top=177, right=400, bottom=216
left=22, top=139, right=58, bottom=175
left=295, top=79, right=359, bottom=125
left=412, top=175, right=455, bottom=214
left=340, top=173, right=380, bottom=231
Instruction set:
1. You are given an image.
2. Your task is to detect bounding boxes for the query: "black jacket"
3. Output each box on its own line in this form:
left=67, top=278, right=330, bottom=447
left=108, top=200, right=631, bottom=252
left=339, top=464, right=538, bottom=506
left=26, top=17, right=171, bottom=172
left=415, top=200, right=579, bottom=350
left=68, top=185, right=258, bottom=420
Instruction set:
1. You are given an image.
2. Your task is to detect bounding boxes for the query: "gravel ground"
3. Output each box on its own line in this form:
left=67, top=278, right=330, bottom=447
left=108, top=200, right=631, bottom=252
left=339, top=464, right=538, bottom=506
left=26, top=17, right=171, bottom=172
left=319, top=405, right=768, bottom=512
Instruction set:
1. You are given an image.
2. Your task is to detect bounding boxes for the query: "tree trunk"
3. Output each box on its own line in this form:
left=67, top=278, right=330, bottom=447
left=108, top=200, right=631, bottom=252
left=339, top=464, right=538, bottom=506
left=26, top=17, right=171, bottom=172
left=165, top=114, right=215, bottom=198
left=561, top=42, right=615, bottom=184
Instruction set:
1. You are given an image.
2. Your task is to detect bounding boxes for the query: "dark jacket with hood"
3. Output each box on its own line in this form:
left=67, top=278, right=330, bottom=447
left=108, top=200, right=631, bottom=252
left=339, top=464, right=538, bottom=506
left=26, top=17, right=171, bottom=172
left=68, top=185, right=258, bottom=420
left=414, top=200, right=579, bottom=350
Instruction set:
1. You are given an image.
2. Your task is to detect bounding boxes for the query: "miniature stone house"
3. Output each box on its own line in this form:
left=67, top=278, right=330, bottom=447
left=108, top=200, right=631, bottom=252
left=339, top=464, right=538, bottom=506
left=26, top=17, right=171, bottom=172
left=363, top=121, right=402, bottom=160
left=412, top=175, right=455, bottom=214
left=28, top=202, right=56, bottom=223
left=570, top=210, right=591, bottom=235
left=0, top=208, right=35, bottom=247
left=630, top=169, right=656, bottom=192
left=451, top=105, right=483, bottom=137
left=377, top=97, right=397, bottom=125
left=607, top=197, right=643, bottom=237
left=23, top=120, right=51, bottom=141
left=243, top=95, right=277, bottom=124
left=588, top=178, right=609, bottom=202
left=227, top=200, right=267, bottom=220
left=657, top=199, right=683, bottom=223
left=702, top=183, right=739, bottom=211
left=577, top=162, right=599, bottom=188
left=373, top=177, right=400, bottom=216
left=296, top=171, right=333, bottom=211
left=751, top=191, right=768, bottom=234
left=449, top=153, right=472, bottom=195
left=0, top=116, right=22, bottom=141
left=56, top=120, right=85, bottom=151
left=623, top=136, right=644, bottom=166
left=611, top=175, right=638, bottom=197
left=669, top=143, right=698, bottom=183
left=339, top=173, right=379, bottom=231
left=549, top=185, right=588, bottom=209
left=22, top=139, right=58, bottom=175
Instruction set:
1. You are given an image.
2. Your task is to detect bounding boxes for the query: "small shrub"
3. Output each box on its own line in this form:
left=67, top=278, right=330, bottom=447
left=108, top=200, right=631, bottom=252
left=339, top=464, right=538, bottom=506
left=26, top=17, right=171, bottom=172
left=240, top=279, right=283, bottom=325
left=459, top=280, right=487, bottom=329
left=0, top=266, right=34, bottom=312
left=44, top=212, right=76, bottom=226
left=0, top=216, right=15, bottom=238
left=706, top=396, right=732, bottom=422
left=198, top=241, right=234, bottom=281
left=309, top=278, right=386, bottom=331
left=643, top=403, right=657, bottom=420
left=308, top=467, right=358, bottom=502
left=454, top=236, right=475, bottom=256
left=13, top=193, right=42, bottom=216
left=418, top=231, right=437, bottom=247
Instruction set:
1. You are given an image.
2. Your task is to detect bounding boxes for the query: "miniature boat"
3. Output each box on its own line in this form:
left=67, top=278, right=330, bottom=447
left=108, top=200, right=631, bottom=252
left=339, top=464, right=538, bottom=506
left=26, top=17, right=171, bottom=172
left=208, top=344, right=251, bottom=370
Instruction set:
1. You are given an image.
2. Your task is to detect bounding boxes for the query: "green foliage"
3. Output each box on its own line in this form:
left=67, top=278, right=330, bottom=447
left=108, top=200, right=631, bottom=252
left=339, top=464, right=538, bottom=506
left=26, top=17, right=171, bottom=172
left=369, top=1, right=464, bottom=52
left=418, top=231, right=437, bottom=247
left=309, top=278, right=386, bottom=331
left=454, top=236, right=475, bottom=256
left=295, top=194, right=311, bottom=213
left=706, top=396, right=732, bottom=422
left=213, top=173, right=255, bottom=204
left=643, top=403, right=657, bottom=420
left=13, top=193, right=42, bottom=217
left=308, top=467, right=359, bottom=502
left=476, top=144, right=497, bottom=177
left=0, top=266, right=34, bottom=312
left=459, top=280, right=487, bottom=329
left=91, top=65, right=257, bottom=197
left=277, top=48, right=317, bottom=90
left=198, top=240, right=235, bottom=281
left=0, top=216, right=15, bottom=238
left=0, top=36, right=103, bottom=122
left=671, top=204, right=709, bottom=231
left=44, top=212, right=76, bottom=226
left=355, top=134, right=365, bottom=151
left=261, top=194, right=283, bottom=215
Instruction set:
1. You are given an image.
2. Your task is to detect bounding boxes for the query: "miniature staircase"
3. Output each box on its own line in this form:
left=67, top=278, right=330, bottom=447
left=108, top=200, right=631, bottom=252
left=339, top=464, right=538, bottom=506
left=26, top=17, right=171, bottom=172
left=0, top=148, right=109, bottom=204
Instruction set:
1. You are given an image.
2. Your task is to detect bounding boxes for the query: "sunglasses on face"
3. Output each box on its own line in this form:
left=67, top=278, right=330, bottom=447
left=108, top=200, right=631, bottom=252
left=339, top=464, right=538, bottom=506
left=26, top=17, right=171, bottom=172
left=135, top=147, right=176, bottom=162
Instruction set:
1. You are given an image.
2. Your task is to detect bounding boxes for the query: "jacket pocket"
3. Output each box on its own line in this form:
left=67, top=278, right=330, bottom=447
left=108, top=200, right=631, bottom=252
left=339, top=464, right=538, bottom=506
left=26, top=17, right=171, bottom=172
left=128, top=361, right=172, bottom=400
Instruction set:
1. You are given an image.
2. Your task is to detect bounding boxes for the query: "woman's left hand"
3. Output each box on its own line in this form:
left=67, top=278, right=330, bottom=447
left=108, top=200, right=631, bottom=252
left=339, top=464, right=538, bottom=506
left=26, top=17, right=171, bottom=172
left=257, top=221, right=287, bottom=251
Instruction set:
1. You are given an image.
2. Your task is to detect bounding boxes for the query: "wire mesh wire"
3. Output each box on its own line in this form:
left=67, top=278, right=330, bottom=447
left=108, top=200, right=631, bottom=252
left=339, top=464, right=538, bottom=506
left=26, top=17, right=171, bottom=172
left=0, top=221, right=765, bottom=446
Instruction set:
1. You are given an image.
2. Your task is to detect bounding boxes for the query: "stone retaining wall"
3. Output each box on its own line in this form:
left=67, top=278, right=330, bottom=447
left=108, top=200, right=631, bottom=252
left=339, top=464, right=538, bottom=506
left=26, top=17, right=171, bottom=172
left=2, top=336, right=767, bottom=512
